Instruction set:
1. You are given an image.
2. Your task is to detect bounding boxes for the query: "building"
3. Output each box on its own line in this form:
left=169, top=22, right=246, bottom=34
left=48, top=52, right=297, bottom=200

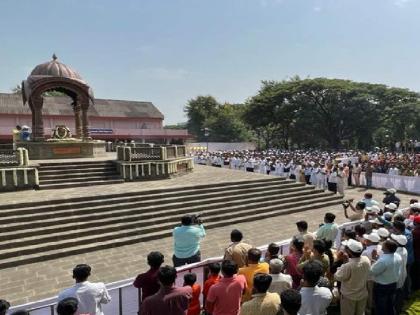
left=0, top=92, right=189, bottom=144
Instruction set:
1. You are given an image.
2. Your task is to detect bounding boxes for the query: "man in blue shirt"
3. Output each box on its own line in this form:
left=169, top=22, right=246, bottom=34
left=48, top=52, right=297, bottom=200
left=370, top=239, right=402, bottom=315
left=172, top=215, right=206, bottom=267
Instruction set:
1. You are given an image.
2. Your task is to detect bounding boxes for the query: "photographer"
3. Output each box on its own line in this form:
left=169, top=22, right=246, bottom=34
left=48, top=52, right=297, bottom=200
left=172, top=215, right=206, bottom=267
left=343, top=200, right=366, bottom=221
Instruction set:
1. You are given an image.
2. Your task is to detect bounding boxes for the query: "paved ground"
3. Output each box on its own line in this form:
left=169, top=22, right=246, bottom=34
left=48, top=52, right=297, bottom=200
left=0, top=163, right=274, bottom=205
left=0, top=165, right=417, bottom=306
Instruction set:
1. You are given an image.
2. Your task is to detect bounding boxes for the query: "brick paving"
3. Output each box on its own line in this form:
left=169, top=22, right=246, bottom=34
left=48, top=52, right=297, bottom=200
left=0, top=165, right=417, bottom=306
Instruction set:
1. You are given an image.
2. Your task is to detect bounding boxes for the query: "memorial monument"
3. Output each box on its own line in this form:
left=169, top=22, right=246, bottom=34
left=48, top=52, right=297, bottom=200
left=18, top=54, right=106, bottom=159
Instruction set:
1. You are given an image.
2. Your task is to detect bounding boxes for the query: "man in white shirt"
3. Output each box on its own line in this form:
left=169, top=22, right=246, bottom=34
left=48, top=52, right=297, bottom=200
left=268, top=259, right=292, bottom=295
left=58, top=264, right=111, bottom=315
left=299, top=261, right=332, bottom=315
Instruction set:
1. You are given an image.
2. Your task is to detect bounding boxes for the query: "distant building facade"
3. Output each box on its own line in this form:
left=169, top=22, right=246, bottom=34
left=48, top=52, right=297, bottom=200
left=0, top=93, right=189, bottom=143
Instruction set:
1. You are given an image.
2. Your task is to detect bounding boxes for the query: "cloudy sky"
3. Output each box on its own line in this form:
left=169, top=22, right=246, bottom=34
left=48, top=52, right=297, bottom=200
left=0, top=0, right=419, bottom=124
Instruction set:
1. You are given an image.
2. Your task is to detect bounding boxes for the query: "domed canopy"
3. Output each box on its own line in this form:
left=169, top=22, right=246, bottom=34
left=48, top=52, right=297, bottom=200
left=29, top=54, right=84, bottom=82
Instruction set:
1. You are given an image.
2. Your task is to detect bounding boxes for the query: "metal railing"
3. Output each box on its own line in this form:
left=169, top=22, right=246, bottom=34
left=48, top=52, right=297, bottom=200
left=10, top=220, right=361, bottom=315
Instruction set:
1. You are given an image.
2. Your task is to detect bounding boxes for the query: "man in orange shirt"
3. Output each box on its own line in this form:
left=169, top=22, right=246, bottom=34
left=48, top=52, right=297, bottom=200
left=238, top=248, right=269, bottom=302
left=203, top=263, right=221, bottom=302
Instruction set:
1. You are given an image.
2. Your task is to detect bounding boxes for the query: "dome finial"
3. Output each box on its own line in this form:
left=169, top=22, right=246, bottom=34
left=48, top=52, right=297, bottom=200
left=52, top=53, right=58, bottom=61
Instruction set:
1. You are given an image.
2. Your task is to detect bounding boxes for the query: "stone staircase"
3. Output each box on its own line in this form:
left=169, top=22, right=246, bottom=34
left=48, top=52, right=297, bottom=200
left=0, top=177, right=342, bottom=268
left=37, top=160, right=124, bottom=189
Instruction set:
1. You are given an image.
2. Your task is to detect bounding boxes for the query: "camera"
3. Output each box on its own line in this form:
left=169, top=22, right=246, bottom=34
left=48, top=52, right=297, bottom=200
left=342, top=198, right=354, bottom=208
left=191, top=213, right=203, bottom=225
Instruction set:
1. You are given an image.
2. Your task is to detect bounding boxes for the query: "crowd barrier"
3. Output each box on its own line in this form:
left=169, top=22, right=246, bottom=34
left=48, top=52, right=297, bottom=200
left=10, top=221, right=362, bottom=315
left=193, top=161, right=420, bottom=195
left=360, top=172, right=420, bottom=195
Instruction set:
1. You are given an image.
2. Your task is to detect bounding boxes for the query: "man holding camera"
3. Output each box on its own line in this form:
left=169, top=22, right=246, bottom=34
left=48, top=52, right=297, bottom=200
left=173, top=215, right=206, bottom=267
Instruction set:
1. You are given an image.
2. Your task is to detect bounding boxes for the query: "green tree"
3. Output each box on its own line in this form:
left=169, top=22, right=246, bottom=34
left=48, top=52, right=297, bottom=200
left=205, top=103, right=251, bottom=142
left=184, top=96, right=218, bottom=141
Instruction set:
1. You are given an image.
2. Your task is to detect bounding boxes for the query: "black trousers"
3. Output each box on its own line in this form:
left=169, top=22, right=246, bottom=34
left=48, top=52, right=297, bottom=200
left=305, top=175, right=311, bottom=184
left=172, top=251, right=201, bottom=267
left=373, top=282, right=397, bottom=315
left=328, top=182, right=337, bottom=193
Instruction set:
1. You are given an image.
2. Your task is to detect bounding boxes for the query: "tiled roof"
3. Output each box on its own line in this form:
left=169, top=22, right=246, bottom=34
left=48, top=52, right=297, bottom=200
left=0, top=93, right=164, bottom=119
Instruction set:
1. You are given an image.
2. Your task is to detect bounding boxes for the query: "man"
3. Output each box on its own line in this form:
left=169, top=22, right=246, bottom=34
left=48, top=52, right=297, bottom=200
left=173, top=215, right=206, bottom=267
left=316, top=212, right=339, bottom=243
left=140, top=265, right=192, bottom=315
left=57, top=297, right=78, bottom=315
left=335, top=239, right=371, bottom=315
left=240, top=274, right=280, bottom=315
left=344, top=201, right=366, bottom=221
left=390, top=233, right=408, bottom=314
left=238, top=248, right=270, bottom=302
left=12, top=125, right=21, bottom=150
left=206, top=260, right=247, bottom=315
left=382, top=188, right=401, bottom=207
left=293, top=220, right=315, bottom=249
left=58, top=264, right=111, bottom=315
left=133, top=251, right=164, bottom=314
left=224, top=229, right=252, bottom=268
left=412, top=216, right=420, bottom=291
left=280, top=289, right=301, bottom=315
left=264, top=243, right=280, bottom=262
left=299, top=261, right=332, bottom=315
left=0, top=300, right=10, bottom=315
left=361, top=193, right=377, bottom=208
left=352, top=163, right=362, bottom=187
left=365, top=163, right=373, bottom=188
left=362, top=232, right=381, bottom=261
left=268, top=258, right=292, bottom=295
left=370, top=240, right=403, bottom=315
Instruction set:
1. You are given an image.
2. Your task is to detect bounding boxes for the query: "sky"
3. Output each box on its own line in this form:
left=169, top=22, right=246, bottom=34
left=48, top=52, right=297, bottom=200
left=0, top=0, right=420, bottom=124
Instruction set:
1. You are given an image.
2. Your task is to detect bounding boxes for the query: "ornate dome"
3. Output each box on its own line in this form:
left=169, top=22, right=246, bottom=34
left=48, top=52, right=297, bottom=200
left=29, top=54, right=84, bottom=82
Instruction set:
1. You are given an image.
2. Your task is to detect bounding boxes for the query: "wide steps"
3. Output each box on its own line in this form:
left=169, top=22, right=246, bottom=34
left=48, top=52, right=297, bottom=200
left=0, top=189, right=325, bottom=241
left=0, top=177, right=289, bottom=212
left=0, top=196, right=341, bottom=269
left=0, top=183, right=309, bottom=224
left=36, top=160, right=124, bottom=189
left=0, top=177, right=343, bottom=268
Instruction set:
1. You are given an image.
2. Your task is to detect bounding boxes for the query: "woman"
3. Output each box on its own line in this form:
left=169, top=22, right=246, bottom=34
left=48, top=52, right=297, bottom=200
left=284, top=238, right=304, bottom=289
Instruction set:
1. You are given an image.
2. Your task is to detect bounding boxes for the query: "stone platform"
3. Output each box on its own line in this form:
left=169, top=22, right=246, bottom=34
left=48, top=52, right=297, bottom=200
left=0, top=166, right=416, bottom=306
left=18, top=140, right=107, bottom=159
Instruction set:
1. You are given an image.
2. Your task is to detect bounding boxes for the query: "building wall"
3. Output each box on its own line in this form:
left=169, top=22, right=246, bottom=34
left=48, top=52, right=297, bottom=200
left=0, top=114, right=186, bottom=142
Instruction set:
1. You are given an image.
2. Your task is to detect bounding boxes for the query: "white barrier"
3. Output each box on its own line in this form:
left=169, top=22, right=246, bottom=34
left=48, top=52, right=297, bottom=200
left=10, top=221, right=362, bottom=315
left=360, top=172, right=420, bottom=194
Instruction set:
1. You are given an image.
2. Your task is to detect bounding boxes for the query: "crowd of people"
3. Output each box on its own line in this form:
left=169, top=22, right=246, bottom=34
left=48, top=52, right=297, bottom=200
left=2, top=191, right=420, bottom=315
left=134, top=191, right=420, bottom=315
left=192, top=149, right=420, bottom=179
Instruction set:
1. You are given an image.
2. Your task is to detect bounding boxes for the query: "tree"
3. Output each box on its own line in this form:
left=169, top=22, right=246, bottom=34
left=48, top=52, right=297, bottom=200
left=184, top=96, right=218, bottom=141
left=164, top=122, right=188, bottom=130
left=205, top=103, right=251, bottom=142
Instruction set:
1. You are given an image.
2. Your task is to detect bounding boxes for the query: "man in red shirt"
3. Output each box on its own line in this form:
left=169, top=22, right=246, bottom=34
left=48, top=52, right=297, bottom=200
left=133, top=251, right=164, bottom=314
left=140, top=265, right=192, bottom=315
left=206, top=260, right=247, bottom=315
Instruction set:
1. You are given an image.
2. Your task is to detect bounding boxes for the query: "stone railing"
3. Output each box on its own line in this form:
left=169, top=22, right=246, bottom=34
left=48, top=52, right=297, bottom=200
left=117, top=145, right=187, bottom=162
left=0, top=148, right=29, bottom=167
left=0, top=148, right=37, bottom=191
